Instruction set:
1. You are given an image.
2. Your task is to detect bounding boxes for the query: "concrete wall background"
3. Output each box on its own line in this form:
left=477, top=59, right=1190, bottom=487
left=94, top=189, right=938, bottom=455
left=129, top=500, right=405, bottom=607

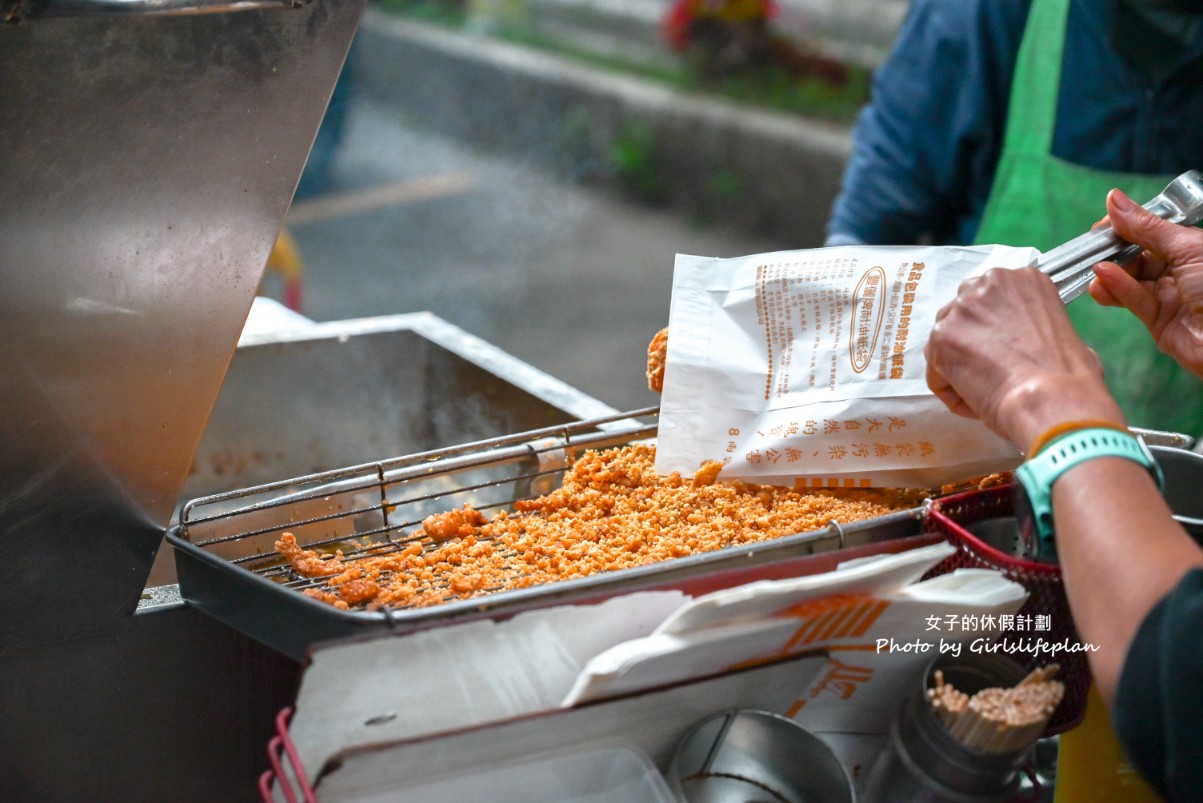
left=519, top=0, right=909, bottom=71
left=356, top=7, right=877, bottom=245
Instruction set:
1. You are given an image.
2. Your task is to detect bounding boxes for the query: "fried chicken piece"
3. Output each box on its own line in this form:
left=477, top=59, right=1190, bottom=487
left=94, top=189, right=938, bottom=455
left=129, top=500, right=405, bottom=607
left=646, top=327, right=669, bottom=393
left=422, top=504, right=486, bottom=540
left=938, top=471, right=1015, bottom=496
left=303, top=588, right=346, bottom=608
left=448, top=572, right=484, bottom=595
left=275, top=532, right=344, bottom=577
left=337, top=577, right=381, bottom=606
left=693, top=460, right=723, bottom=486
left=976, top=471, right=1013, bottom=489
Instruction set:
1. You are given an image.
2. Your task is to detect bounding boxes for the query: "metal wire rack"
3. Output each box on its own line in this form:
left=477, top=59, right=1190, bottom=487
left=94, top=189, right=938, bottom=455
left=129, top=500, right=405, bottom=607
left=169, top=406, right=927, bottom=659
left=179, top=408, right=661, bottom=600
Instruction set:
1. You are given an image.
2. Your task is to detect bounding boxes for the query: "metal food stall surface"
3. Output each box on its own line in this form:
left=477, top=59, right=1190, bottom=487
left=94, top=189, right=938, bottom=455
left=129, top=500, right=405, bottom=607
left=1, top=312, right=615, bottom=801
left=0, top=4, right=1075, bottom=800
left=0, top=3, right=615, bottom=798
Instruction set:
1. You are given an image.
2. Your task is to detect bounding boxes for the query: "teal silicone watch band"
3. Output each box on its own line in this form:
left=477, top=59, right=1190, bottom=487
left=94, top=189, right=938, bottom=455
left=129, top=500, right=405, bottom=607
left=1015, top=428, right=1162, bottom=558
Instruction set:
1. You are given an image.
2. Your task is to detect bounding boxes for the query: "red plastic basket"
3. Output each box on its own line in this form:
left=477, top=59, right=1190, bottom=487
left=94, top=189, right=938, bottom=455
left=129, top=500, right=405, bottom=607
left=923, top=485, right=1088, bottom=734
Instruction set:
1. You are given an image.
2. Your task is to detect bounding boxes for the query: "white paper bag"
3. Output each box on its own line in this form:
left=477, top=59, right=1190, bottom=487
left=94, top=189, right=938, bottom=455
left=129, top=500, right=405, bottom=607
left=656, top=244, right=1039, bottom=487
left=560, top=543, right=1029, bottom=708
left=560, top=561, right=1025, bottom=788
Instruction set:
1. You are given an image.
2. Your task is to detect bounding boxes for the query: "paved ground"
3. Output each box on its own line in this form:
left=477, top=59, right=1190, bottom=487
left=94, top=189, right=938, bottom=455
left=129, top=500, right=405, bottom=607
left=282, top=91, right=794, bottom=412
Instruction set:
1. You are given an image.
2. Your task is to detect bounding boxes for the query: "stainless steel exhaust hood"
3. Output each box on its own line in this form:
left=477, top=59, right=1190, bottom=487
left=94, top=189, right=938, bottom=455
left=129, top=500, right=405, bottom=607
left=0, top=0, right=365, bottom=651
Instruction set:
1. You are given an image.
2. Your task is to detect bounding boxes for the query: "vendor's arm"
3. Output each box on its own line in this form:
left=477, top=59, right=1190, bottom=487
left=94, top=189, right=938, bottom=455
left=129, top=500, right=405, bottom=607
left=825, top=0, right=1027, bottom=246
left=924, top=267, right=1203, bottom=704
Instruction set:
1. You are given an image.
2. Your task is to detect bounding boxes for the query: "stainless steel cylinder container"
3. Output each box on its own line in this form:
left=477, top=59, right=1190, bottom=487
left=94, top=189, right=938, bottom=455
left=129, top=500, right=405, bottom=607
left=862, top=653, right=1032, bottom=803
left=669, top=709, right=856, bottom=803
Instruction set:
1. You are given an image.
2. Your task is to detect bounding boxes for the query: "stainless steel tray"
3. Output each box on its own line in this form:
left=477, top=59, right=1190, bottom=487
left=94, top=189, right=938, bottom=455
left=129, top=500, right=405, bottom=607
left=168, top=408, right=930, bottom=660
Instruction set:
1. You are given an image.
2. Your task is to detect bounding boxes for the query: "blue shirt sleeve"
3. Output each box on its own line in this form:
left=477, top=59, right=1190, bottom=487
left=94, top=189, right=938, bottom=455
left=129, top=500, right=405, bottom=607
left=824, top=0, right=1029, bottom=246
left=1113, top=566, right=1203, bottom=800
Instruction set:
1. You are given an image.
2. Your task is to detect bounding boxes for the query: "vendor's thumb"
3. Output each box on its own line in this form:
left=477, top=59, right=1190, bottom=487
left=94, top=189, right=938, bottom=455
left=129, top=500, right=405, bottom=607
left=1106, top=188, right=1176, bottom=252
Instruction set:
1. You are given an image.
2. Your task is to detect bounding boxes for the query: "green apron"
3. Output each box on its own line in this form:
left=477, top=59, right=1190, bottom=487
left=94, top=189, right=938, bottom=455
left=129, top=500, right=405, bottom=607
left=973, top=0, right=1203, bottom=434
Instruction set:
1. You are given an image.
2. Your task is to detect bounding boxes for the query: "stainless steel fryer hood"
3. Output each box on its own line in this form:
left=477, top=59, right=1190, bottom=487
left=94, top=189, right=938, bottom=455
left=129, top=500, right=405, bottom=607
left=0, top=0, right=365, bottom=652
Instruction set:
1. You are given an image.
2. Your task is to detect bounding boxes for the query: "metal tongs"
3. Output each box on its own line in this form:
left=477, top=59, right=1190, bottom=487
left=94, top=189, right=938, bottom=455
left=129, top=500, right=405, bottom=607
left=1037, top=170, right=1203, bottom=303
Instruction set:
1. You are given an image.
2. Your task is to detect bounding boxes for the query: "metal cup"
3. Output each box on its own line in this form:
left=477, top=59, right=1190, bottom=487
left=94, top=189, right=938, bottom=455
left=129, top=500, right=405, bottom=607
left=669, top=709, right=856, bottom=803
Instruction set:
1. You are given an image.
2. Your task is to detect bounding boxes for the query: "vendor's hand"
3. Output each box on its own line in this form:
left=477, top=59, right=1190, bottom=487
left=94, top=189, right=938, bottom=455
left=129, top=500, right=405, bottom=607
left=1090, top=188, right=1203, bottom=379
left=925, top=268, right=1125, bottom=451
